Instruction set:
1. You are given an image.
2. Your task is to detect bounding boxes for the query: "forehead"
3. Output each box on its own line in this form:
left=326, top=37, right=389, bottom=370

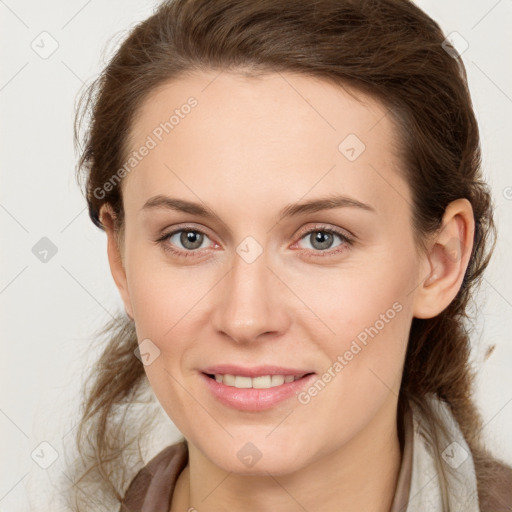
left=122, top=70, right=409, bottom=219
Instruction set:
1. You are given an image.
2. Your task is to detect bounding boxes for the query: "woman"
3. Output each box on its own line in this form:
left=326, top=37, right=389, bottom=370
left=68, top=0, right=512, bottom=510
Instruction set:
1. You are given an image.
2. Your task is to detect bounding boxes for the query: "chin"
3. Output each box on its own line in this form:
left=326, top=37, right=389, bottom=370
left=206, top=444, right=310, bottom=477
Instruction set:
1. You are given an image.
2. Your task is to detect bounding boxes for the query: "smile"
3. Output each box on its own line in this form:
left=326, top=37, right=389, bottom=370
left=207, top=373, right=310, bottom=389
left=201, top=372, right=316, bottom=411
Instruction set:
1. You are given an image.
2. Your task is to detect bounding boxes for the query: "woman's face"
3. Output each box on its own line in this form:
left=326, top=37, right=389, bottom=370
left=111, top=70, right=426, bottom=474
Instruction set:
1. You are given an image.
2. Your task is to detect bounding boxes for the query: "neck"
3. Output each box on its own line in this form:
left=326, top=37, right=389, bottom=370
left=171, top=398, right=402, bottom=512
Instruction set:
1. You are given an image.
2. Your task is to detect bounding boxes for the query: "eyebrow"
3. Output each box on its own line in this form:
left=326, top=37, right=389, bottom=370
left=141, top=194, right=375, bottom=221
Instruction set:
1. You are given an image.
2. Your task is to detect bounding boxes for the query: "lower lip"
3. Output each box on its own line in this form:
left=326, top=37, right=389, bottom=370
left=200, top=372, right=316, bottom=411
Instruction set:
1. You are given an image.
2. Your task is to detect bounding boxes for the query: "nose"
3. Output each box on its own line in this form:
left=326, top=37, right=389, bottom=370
left=211, top=249, right=291, bottom=344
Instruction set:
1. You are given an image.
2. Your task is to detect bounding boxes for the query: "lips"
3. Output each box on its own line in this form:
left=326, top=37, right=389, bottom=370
left=199, top=365, right=317, bottom=411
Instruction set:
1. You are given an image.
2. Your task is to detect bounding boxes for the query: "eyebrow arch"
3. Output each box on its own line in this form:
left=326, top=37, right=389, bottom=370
left=141, top=194, right=376, bottom=221
left=279, top=195, right=375, bottom=219
left=142, top=195, right=215, bottom=217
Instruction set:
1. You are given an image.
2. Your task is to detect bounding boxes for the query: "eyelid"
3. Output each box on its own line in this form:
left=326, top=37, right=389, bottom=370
left=157, top=223, right=216, bottom=243
left=294, top=223, right=355, bottom=243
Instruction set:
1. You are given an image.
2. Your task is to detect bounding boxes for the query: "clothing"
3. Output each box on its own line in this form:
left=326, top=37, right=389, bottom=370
left=405, top=395, right=479, bottom=511
left=119, top=394, right=512, bottom=511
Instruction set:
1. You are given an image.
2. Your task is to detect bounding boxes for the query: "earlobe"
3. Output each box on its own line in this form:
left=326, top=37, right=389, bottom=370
left=413, top=198, right=474, bottom=319
left=99, top=204, right=134, bottom=320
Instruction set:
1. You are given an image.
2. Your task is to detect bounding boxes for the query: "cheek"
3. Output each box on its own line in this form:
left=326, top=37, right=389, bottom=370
left=290, top=264, right=414, bottom=444
left=125, top=240, right=213, bottom=338
left=293, top=247, right=417, bottom=389
left=125, top=247, right=206, bottom=425
left=295, top=249, right=415, bottom=341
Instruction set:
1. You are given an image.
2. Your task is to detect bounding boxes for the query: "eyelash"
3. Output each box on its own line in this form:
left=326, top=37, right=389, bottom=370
left=155, top=224, right=354, bottom=259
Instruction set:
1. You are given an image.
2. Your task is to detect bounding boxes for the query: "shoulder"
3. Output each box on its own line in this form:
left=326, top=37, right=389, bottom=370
left=119, top=440, right=188, bottom=512
left=479, top=458, right=512, bottom=511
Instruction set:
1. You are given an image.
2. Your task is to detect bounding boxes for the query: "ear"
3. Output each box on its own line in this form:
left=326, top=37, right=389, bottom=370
left=413, top=198, right=475, bottom=319
left=99, top=203, right=134, bottom=320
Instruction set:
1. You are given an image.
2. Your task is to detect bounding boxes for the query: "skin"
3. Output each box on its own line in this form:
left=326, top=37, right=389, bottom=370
left=100, top=70, right=474, bottom=511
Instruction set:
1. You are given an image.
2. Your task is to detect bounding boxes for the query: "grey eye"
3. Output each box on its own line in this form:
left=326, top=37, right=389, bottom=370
left=298, top=230, right=344, bottom=251
left=169, top=230, right=209, bottom=250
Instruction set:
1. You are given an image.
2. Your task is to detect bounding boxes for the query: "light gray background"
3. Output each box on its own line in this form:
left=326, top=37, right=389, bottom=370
left=1, top=1, right=511, bottom=510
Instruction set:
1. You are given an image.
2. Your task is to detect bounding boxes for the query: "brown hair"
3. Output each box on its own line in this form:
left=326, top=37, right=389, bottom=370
left=68, top=0, right=508, bottom=509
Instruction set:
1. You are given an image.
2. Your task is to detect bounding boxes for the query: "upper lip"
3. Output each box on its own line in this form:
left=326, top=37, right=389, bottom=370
left=201, top=365, right=315, bottom=378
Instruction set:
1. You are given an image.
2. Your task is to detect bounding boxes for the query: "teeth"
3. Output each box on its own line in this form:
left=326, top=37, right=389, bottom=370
left=236, top=376, right=253, bottom=388
left=213, top=374, right=301, bottom=389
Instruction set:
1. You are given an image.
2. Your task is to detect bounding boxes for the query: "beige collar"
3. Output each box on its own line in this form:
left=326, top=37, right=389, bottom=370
left=391, top=393, right=479, bottom=511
